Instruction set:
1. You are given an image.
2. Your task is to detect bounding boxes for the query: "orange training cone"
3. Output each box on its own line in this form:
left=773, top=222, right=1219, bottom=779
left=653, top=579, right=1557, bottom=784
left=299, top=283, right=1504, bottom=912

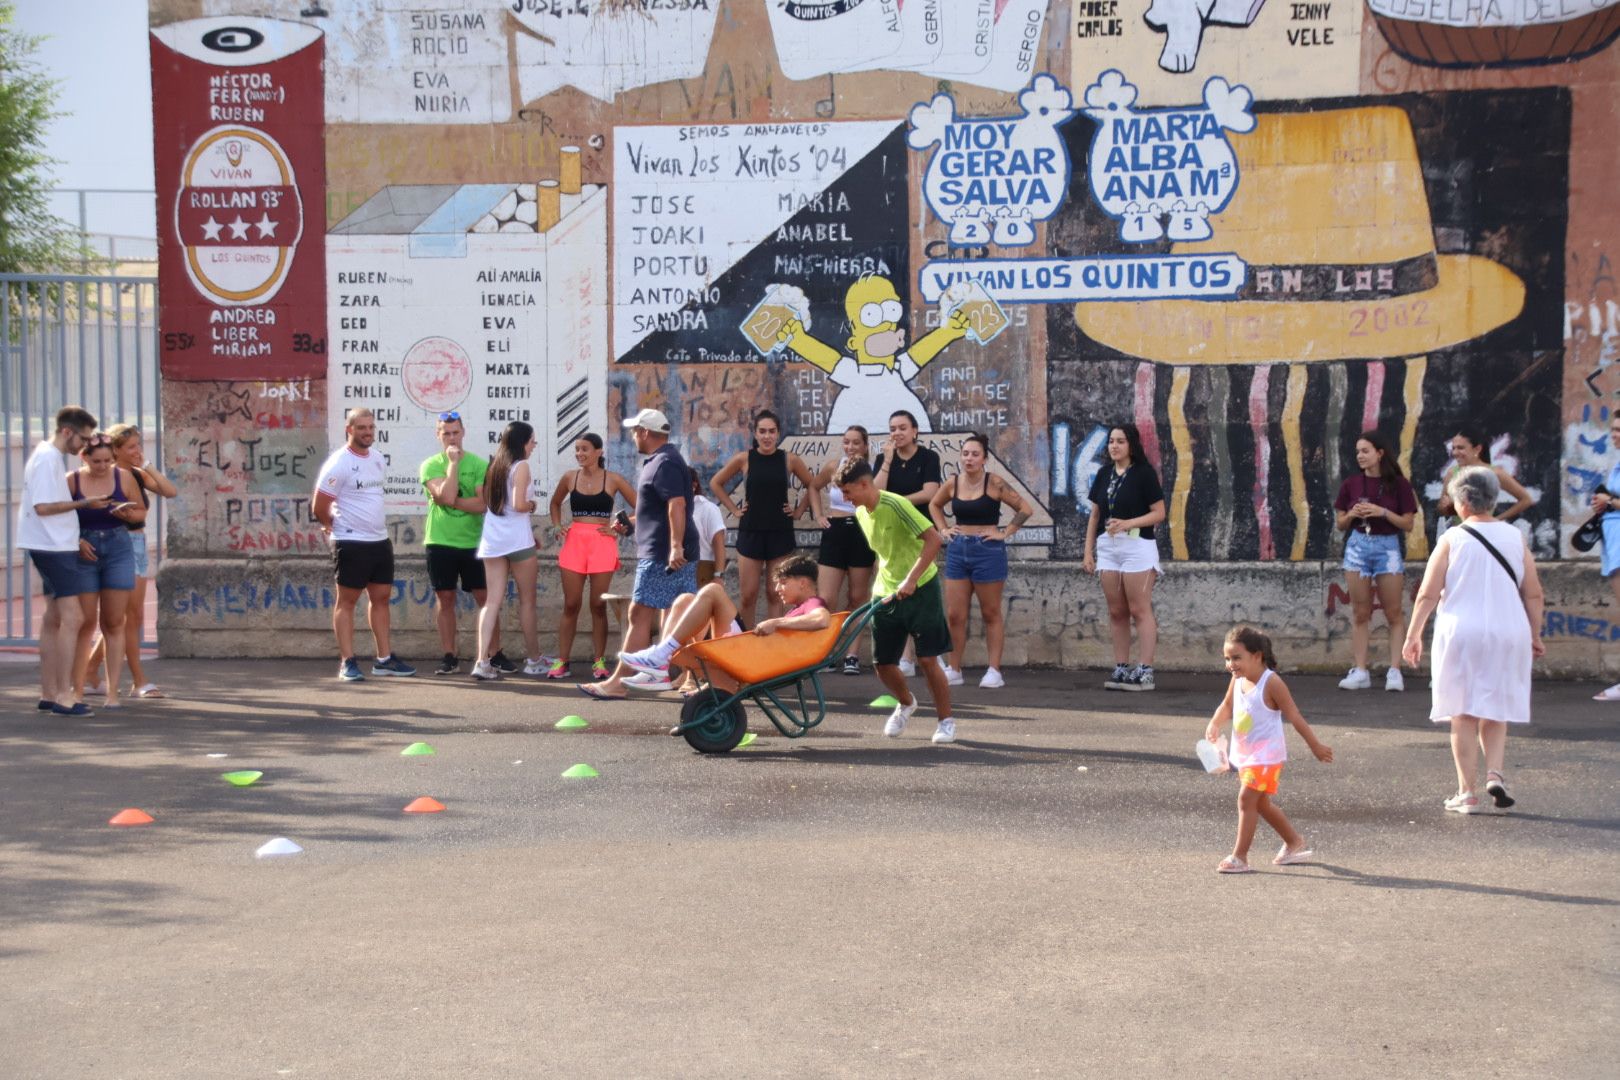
left=109, top=808, right=154, bottom=826
left=403, top=796, right=445, bottom=813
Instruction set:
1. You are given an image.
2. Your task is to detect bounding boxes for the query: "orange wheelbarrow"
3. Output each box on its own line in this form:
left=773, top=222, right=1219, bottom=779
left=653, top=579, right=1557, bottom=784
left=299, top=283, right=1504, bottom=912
left=667, top=597, right=883, bottom=754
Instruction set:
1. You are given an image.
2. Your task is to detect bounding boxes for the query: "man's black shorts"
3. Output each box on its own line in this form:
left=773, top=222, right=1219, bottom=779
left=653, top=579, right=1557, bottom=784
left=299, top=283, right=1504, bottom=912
left=871, top=575, right=951, bottom=666
left=425, top=543, right=487, bottom=593
left=333, top=538, right=395, bottom=590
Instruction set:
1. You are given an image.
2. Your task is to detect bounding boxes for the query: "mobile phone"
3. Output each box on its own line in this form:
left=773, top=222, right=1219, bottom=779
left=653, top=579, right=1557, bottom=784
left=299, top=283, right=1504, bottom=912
left=613, top=509, right=631, bottom=533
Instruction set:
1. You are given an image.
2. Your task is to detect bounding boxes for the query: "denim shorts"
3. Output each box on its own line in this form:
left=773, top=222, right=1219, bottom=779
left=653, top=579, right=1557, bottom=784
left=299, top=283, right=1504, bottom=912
left=944, top=535, right=1008, bottom=583
left=631, top=558, right=698, bottom=610
left=29, top=548, right=96, bottom=599
left=130, top=533, right=150, bottom=578
left=80, top=527, right=136, bottom=592
left=1342, top=530, right=1403, bottom=578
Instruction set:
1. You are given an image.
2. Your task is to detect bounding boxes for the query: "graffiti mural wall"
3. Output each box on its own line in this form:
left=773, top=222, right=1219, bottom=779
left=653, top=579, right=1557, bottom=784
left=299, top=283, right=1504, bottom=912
left=149, top=0, right=1620, bottom=661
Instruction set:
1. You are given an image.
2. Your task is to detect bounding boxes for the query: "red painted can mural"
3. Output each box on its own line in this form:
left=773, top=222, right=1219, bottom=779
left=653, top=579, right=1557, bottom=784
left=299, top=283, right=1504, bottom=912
left=151, top=16, right=325, bottom=381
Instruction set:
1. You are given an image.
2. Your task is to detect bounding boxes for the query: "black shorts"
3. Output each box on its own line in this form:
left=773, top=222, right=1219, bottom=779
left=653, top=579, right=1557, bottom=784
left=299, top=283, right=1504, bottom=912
left=425, top=543, right=487, bottom=593
left=737, top=528, right=796, bottom=562
left=871, top=576, right=952, bottom=666
left=333, top=538, right=395, bottom=590
left=818, top=516, right=876, bottom=570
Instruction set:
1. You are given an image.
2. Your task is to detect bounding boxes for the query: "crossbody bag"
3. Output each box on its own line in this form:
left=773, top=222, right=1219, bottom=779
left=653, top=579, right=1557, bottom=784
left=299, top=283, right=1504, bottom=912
left=1460, top=524, right=1519, bottom=588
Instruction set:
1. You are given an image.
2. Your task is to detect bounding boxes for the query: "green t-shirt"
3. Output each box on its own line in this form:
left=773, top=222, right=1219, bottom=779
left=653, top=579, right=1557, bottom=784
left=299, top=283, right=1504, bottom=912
left=420, top=450, right=488, bottom=549
left=855, top=490, right=939, bottom=596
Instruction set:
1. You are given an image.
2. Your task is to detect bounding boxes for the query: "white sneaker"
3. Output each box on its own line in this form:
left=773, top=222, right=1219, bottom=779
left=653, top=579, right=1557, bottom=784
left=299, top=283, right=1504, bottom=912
left=1385, top=667, right=1405, bottom=692
left=1338, top=667, right=1372, bottom=690
left=470, top=661, right=498, bottom=681
left=978, top=668, right=1005, bottom=689
left=942, top=663, right=964, bottom=687
left=898, top=658, right=917, bottom=677
left=883, top=698, right=918, bottom=737
left=624, top=670, right=674, bottom=692
left=522, top=656, right=548, bottom=676
left=931, top=718, right=956, bottom=744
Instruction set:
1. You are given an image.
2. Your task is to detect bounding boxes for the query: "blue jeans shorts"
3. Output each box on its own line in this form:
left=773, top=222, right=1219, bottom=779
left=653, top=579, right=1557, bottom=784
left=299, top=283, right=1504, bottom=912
left=1342, top=530, right=1403, bottom=578
left=29, top=548, right=96, bottom=599
left=130, top=532, right=150, bottom=578
left=944, top=535, right=1008, bottom=583
left=632, top=558, right=698, bottom=610
left=80, top=527, right=137, bottom=592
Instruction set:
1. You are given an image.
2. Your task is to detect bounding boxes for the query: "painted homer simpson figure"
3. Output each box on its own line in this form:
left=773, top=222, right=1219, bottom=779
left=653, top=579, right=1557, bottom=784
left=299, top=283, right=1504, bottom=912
left=777, top=273, right=970, bottom=435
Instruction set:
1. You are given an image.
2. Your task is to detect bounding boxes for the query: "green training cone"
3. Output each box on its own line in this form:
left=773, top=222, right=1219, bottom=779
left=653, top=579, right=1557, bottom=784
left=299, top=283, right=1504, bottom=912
left=561, top=763, right=600, bottom=779
left=222, top=770, right=263, bottom=787
left=401, top=742, right=436, bottom=756
left=554, top=715, right=589, bottom=730
left=869, top=694, right=899, bottom=708
left=737, top=733, right=757, bottom=747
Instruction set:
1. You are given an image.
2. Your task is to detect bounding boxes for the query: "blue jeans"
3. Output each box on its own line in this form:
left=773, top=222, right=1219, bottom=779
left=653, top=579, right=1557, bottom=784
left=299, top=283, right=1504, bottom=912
left=80, top=527, right=136, bottom=592
left=1342, top=530, right=1402, bottom=578
left=944, top=535, right=1008, bottom=583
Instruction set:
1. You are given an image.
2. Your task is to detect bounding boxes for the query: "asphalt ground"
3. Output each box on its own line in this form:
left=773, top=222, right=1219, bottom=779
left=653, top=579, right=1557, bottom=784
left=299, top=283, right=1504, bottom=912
left=2, top=657, right=1617, bottom=1079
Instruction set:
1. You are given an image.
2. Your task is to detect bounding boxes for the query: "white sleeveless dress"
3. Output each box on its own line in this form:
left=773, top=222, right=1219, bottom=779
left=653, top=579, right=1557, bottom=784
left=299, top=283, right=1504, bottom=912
left=1428, top=521, right=1532, bottom=724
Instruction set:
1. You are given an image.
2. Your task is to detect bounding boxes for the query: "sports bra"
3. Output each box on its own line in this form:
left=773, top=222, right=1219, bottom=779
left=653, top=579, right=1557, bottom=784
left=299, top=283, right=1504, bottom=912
left=951, top=474, right=1001, bottom=527
left=127, top=470, right=151, bottom=533
left=71, top=469, right=129, bottom=531
left=569, top=470, right=614, bottom=516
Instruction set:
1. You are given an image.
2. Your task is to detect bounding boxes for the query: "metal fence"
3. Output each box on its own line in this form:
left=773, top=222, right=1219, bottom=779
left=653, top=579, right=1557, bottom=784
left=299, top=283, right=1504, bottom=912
left=2, top=273, right=162, bottom=646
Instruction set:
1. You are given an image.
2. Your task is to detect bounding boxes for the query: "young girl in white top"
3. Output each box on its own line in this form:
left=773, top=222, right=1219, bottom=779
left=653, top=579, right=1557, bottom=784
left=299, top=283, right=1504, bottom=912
left=1205, top=626, right=1334, bottom=874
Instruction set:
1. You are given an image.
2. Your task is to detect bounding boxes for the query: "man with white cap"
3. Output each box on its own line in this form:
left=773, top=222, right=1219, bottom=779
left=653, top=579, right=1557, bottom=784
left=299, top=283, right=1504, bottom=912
left=579, top=407, right=699, bottom=699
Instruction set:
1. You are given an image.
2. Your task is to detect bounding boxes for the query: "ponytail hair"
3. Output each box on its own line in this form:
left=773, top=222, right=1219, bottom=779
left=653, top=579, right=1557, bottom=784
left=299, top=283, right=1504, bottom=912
left=485, top=421, right=533, bottom=516
left=1225, top=625, right=1278, bottom=671
left=1453, top=423, right=1493, bottom=464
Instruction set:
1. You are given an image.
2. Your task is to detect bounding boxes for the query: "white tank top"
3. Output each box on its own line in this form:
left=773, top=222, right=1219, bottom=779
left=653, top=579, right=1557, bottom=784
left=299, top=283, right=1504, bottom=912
left=476, top=473, right=535, bottom=558
left=1230, top=669, right=1288, bottom=768
left=827, top=458, right=861, bottom=515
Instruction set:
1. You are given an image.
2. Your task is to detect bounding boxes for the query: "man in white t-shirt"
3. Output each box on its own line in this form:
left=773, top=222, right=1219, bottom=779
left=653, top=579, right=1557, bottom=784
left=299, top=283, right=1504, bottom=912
left=312, top=408, right=415, bottom=682
left=19, top=405, right=101, bottom=715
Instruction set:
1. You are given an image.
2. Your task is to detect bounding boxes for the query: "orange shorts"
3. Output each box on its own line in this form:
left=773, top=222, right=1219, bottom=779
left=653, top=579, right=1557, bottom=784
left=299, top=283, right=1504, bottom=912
left=1239, top=763, right=1283, bottom=795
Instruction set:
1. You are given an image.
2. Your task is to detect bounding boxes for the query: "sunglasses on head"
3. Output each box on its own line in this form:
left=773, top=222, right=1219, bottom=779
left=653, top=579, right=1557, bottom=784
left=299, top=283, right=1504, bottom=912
left=438, top=411, right=461, bottom=422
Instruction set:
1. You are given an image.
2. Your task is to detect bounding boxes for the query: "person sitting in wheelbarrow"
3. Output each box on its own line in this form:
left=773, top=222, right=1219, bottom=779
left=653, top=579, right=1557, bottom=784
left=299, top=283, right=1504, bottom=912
left=583, top=555, right=831, bottom=700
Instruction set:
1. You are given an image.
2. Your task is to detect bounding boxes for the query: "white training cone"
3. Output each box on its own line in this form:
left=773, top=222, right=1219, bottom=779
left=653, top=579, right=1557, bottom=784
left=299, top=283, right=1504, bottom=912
left=255, top=837, right=303, bottom=859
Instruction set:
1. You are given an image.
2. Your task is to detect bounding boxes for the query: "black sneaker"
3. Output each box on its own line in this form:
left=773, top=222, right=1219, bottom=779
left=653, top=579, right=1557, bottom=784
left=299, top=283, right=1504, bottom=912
left=1104, top=663, right=1130, bottom=690
left=489, top=650, right=518, bottom=673
left=434, top=653, right=459, bottom=676
left=842, top=655, right=861, bottom=676
left=1120, top=665, right=1156, bottom=692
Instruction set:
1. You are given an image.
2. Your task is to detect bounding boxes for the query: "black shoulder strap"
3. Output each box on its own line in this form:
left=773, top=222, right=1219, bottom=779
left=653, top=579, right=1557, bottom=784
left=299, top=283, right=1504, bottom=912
left=1459, top=524, right=1518, bottom=587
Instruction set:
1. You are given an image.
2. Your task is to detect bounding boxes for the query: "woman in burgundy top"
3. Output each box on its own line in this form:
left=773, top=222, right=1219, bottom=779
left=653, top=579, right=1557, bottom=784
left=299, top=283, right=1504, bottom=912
left=1333, top=430, right=1418, bottom=692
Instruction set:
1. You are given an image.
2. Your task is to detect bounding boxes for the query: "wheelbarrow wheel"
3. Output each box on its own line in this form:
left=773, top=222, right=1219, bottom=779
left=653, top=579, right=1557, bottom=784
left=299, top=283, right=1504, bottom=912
left=680, top=689, right=748, bottom=754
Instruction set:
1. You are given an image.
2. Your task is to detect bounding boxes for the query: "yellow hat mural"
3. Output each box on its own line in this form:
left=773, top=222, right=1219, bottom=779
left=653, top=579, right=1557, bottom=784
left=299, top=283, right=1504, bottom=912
left=1074, top=106, right=1526, bottom=364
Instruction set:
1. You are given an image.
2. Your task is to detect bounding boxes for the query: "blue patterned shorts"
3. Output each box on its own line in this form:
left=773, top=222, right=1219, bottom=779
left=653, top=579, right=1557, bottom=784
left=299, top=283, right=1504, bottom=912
left=631, top=558, right=698, bottom=610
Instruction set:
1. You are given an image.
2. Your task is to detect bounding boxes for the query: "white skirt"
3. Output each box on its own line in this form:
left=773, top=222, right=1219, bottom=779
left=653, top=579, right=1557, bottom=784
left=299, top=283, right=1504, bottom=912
left=1095, top=533, right=1161, bottom=574
left=1429, top=613, right=1532, bottom=724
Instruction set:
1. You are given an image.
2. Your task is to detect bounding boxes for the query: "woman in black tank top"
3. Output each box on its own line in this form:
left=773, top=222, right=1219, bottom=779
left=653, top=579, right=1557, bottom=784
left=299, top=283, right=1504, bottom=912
left=927, top=433, right=1032, bottom=689
left=711, top=411, right=821, bottom=622
left=547, top=433, right=638, bottom=680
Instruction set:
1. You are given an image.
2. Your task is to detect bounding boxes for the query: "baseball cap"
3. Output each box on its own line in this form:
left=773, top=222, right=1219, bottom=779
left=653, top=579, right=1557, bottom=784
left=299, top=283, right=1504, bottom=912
left=622, top=408, right=671, bottom=434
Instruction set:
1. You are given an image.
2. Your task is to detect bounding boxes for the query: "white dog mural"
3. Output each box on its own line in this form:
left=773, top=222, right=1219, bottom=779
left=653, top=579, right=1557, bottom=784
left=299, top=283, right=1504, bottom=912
left=1144, top=0, right=1269, bottom=73
left=909, top=75, right=1077, bottom=248
left=1083, top=69, right=1254, bottom=244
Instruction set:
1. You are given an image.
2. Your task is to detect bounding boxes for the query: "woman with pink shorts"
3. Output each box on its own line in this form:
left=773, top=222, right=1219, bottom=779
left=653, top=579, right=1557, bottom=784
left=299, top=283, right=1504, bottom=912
left=547, top=432, right=636, bottom=680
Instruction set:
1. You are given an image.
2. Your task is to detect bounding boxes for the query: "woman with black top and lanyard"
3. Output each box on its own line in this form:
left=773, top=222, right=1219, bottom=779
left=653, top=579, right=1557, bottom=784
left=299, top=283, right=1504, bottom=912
left=711, top=411, right=820, bottom=624
left=874, top=410, right=941, bottom=674
left=929, top=433, right=1030, bottom=689
left=547, top=432, right=637, bottom=681
left=1333, top=430, right=1417, bottom=692
left=1083, top=424, right=1167, bottom=691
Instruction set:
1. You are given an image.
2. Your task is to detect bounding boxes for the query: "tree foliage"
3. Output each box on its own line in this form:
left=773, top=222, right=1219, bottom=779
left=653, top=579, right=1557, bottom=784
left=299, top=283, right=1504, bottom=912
left=0, top=0, right=79, bottom=273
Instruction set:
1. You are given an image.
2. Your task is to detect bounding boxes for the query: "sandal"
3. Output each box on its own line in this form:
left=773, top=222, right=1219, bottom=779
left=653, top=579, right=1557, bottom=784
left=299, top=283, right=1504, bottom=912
left=576, top=683, right=626, bottom=702
left=1273, top=843, right=1315, bottom=866
left=1485, top=771, right=1515, bottom=809
left=1216, top=856, right=1252, bottom=874
left=136, top=683, right=164, bottom=699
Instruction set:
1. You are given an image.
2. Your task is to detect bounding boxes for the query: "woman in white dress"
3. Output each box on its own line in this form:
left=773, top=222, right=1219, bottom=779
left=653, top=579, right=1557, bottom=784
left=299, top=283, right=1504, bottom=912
left=1402, top=467, right=1545, bottom=814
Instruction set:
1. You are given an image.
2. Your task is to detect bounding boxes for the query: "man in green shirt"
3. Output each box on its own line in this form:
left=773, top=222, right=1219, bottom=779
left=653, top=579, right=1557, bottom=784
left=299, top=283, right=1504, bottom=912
left=836, top=458, right=956, bottom=744
left=420, top=412, right=502, bottom=675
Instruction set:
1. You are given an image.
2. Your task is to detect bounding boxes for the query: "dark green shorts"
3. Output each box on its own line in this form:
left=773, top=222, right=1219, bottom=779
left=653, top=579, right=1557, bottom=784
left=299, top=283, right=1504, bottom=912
left=872, top=575, right=951, bottom=666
